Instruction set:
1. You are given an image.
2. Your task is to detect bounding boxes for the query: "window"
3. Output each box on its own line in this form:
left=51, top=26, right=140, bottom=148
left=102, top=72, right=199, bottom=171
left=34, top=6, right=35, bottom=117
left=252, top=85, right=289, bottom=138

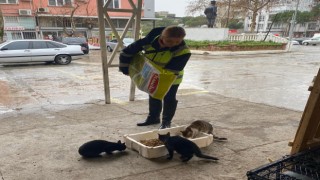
left=32, top=41, right=48, bottom=49
left=0, top=0, right=17, bottom=4
left=308, top=23, right=316, bottom=30
left=258, top=24, right=264, bottom=29
left=3, top=41, right=30, bottom=50
left=4, top=16, right=18, bottom=23
left=48, top=0, right=71, bottom=6
left=47, top=41, right=66, bottom=48
left=267, top=23, right=271, bottom=29
left=22, top=32, right=36, bottom=39
left=105, top=0, right=119, bottom=8
left=259, top=16, right=265, bottom=22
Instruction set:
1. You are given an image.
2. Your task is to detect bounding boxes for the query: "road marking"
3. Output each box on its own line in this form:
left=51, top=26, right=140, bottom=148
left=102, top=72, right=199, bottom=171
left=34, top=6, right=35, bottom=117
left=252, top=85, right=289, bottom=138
left=50, top=68, right=87, bottom=80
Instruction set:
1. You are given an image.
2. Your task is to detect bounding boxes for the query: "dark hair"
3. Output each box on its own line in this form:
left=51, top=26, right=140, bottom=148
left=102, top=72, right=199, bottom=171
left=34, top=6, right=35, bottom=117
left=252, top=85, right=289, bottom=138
left=163, top=26, right=186, bottom=38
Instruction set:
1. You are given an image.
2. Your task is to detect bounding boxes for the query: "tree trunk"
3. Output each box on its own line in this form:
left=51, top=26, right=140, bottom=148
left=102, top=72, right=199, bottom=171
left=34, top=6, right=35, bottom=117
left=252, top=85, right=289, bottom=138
left=250, top=1, right=259, bottom=32
left=0, top=8, right=4, bottom=42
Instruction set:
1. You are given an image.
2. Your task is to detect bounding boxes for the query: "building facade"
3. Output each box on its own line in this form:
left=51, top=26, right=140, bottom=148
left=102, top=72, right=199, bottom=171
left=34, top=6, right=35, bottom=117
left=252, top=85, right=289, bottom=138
left=0, top=0, right=155, bottom=40
left=243, top=0, right=320, bottom=37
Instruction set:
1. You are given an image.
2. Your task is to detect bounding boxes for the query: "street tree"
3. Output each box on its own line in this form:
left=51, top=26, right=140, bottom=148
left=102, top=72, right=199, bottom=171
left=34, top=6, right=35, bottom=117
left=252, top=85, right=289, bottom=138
left=311, top=4, right=320, bottom=20
left=232, top=0, right=273, bottom=32
left=228, top=19, right=244, bottom=29
left=0, top=8, right=4, bottom=42
left=270, top=11, right=313, bottom=36
left=182, top=16, right=207, bottom=27
left=49, top=0, right=91, bottom=37
left=186, top=0, right=273, bottom=31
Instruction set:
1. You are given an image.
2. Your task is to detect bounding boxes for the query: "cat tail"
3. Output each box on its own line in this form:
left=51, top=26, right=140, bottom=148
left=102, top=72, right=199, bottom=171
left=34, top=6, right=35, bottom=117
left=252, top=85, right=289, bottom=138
left=195, top=152, right=219, bottom=160
left=212, top=135, right=228, bottom=142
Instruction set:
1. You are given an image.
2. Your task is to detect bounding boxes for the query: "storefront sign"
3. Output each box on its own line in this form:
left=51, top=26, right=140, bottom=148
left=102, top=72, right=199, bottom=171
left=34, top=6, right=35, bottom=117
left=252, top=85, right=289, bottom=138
left=4, top=26, right=25, bottom=31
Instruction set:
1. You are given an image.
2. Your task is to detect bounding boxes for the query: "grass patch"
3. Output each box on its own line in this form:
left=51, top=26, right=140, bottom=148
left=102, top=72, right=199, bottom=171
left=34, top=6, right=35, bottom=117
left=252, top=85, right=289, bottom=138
left=185, top=40, right=283, bottom=49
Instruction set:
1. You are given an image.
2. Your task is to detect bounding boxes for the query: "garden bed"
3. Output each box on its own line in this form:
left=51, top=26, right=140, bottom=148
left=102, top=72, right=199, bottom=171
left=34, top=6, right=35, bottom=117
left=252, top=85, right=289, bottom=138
left=186, top=40, right=287, bottom=51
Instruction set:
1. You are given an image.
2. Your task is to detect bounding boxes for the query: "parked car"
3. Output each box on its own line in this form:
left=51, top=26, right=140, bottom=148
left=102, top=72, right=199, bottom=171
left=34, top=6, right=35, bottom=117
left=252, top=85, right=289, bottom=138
left=0, top=39, right=84, bottom=65
left=292, top=38, right=308, bottom=45
left=106, top=38, right=134, bottom=52
left=302, top=37, right=320, bottom=46
left=285, top=37, right=306, bottom=45
left=289, top=40, right=300, bottom=45
left=60, top=37, right=89, bottom=54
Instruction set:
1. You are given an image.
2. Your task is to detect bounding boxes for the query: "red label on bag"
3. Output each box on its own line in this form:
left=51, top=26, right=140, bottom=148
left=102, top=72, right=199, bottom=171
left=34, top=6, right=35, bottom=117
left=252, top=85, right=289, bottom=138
left=148, top=73, right=159, bottom=94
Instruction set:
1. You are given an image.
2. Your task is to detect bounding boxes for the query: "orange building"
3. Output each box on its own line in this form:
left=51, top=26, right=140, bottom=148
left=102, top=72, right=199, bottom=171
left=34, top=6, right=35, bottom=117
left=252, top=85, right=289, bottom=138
left=0, top=0, right=155, bottom=40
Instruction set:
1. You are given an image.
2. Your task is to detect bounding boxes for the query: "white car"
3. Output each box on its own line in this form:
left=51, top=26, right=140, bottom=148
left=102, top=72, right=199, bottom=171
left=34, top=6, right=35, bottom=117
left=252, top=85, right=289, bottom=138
left=0, top=39, right=84, bottom=65
left=302, top=37, right=320, bottom=46
left=106, top=38, right=134, bottom=52
left=290, top=40, right=300, bottom=45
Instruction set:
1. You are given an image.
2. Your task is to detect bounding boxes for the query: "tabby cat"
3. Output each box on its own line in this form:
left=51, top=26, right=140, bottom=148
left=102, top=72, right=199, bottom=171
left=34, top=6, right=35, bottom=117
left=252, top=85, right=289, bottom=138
left=181, top=120, right=227, bottom=141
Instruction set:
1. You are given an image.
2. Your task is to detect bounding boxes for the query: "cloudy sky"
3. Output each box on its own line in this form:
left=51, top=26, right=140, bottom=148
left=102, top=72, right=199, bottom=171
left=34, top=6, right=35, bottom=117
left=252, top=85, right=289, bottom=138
left=154, top=0, right=190, bottom=17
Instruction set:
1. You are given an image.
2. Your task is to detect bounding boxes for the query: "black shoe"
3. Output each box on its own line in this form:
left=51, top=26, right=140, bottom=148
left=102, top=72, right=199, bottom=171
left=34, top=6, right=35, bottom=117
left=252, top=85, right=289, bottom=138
left=137, top=117, right=160, bottom=126
left=159, top=121, right=171, bottom=129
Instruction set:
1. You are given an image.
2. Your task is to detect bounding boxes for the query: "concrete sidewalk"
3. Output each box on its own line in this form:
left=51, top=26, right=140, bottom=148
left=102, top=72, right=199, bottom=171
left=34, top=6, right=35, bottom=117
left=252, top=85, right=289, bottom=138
left=0, top=88, right=301, bottom=180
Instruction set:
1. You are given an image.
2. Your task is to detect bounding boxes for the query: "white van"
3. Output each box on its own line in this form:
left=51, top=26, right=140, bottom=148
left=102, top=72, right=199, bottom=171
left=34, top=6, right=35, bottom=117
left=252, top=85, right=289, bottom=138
left=312, top=33, right=320, bottom=38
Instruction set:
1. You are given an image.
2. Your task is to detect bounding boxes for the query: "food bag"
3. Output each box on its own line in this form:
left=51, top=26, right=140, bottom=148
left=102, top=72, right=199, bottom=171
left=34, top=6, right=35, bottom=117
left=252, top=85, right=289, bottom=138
left=129, top=53, right=177, bottom=100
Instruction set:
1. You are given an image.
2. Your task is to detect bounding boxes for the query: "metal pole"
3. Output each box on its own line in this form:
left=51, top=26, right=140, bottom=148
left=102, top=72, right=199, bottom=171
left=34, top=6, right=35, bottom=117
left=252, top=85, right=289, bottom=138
left=287, top=0, right=300, bottom=52
left=97, top=0, right=111, bottom=104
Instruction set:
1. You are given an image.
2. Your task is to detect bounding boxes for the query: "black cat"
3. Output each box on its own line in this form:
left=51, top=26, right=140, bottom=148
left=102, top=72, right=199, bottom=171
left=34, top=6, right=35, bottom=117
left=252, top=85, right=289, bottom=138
left=158, top=132, right=219, bottom=162
left=78, top=140, right=126, bottom=158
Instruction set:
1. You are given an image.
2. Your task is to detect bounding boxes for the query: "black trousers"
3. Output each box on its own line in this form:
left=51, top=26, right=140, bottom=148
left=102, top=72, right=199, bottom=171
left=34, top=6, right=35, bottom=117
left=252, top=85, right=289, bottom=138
left=148, top=84, right=179, bottom=117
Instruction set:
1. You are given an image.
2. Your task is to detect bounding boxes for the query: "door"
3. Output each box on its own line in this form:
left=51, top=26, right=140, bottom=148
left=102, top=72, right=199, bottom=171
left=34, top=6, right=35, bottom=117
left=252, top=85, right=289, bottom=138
left=30, top=41, right=54, bottom=61
left=0, top=41, right=31, bottom=63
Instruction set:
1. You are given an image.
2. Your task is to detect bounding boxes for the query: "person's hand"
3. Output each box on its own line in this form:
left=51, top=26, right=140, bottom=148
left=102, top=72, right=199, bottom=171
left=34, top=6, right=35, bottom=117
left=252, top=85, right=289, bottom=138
left=119, top=67, right=129, bottom=75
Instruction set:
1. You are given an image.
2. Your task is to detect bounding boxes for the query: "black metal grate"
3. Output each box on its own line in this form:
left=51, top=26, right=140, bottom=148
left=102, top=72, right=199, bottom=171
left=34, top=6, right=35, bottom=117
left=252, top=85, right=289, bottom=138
left=247, top=148, right=320, bottom=180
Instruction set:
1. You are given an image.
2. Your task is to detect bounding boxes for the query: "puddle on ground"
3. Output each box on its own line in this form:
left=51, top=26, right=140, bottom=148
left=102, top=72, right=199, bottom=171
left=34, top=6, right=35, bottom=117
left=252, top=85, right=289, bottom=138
left=0, top=80, right=32, bottom=111
left=0, top=106, right=13, bottom=114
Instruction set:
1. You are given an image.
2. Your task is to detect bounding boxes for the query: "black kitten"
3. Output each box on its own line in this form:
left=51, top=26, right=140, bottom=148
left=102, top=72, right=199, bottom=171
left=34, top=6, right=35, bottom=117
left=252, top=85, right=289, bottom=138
left=78, top=140, right=126, bottom=158
left=158, top=132, right=219, bottom=162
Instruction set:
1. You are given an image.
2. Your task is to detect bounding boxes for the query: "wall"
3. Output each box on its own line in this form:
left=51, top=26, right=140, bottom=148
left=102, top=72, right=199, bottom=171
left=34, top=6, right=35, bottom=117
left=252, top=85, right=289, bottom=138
left=143, top=0, right=154, bottom=18
left=184, top=28, right=229, bottom=41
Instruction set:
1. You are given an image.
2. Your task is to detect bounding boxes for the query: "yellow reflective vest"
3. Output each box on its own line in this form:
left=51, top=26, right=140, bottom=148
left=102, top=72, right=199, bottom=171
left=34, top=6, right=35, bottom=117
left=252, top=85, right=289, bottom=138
left=141, top=37, right=191, bottom=85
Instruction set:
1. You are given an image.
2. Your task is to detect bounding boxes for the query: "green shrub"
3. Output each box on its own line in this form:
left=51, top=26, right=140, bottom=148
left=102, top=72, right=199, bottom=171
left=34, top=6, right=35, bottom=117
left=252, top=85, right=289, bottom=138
left=185, top=40, right=283, bottom=49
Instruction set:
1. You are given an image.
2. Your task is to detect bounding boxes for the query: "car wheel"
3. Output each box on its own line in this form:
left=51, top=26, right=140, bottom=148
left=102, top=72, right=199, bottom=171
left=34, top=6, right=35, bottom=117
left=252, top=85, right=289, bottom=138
left=303, top=42, right=309, bottom=46
left=107, top=46, right=113, bottom=52
left=54, top=55, right=71, bottom=65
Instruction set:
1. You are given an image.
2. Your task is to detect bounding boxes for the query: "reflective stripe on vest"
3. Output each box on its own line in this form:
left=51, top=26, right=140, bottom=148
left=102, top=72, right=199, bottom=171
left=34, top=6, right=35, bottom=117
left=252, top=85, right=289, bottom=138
left=142, top=40, right=190, bottom=85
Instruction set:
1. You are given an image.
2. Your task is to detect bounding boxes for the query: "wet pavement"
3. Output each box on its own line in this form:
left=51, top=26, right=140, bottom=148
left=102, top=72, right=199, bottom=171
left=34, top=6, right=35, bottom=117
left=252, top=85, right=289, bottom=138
left=0, top=45, right=319, bottom=113
left=0, top=45, right=320, bottom=180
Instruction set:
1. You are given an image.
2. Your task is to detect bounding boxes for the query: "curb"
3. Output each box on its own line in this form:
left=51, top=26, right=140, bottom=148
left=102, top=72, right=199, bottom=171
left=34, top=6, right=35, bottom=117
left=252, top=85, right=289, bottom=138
left=190, top=50, right=288, bottom=56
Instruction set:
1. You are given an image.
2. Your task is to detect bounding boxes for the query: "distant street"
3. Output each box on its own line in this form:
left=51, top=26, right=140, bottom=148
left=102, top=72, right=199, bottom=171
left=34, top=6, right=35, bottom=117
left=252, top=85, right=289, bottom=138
left=1, top=45, right=320, bottom=114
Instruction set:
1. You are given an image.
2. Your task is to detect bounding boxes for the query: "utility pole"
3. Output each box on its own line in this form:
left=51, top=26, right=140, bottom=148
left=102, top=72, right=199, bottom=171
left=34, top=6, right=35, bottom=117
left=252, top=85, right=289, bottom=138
left=287, top=0, right=300, bottom=51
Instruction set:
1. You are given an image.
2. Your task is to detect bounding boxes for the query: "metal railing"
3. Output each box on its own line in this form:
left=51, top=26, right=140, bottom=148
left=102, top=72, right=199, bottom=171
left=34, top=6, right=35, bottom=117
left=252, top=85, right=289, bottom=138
left=228, top=33, right=288, bottom=43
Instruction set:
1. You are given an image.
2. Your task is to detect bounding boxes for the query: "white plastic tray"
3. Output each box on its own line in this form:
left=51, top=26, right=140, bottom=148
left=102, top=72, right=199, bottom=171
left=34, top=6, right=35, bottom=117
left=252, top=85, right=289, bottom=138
left=123, top=125, right=213, bottom=159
